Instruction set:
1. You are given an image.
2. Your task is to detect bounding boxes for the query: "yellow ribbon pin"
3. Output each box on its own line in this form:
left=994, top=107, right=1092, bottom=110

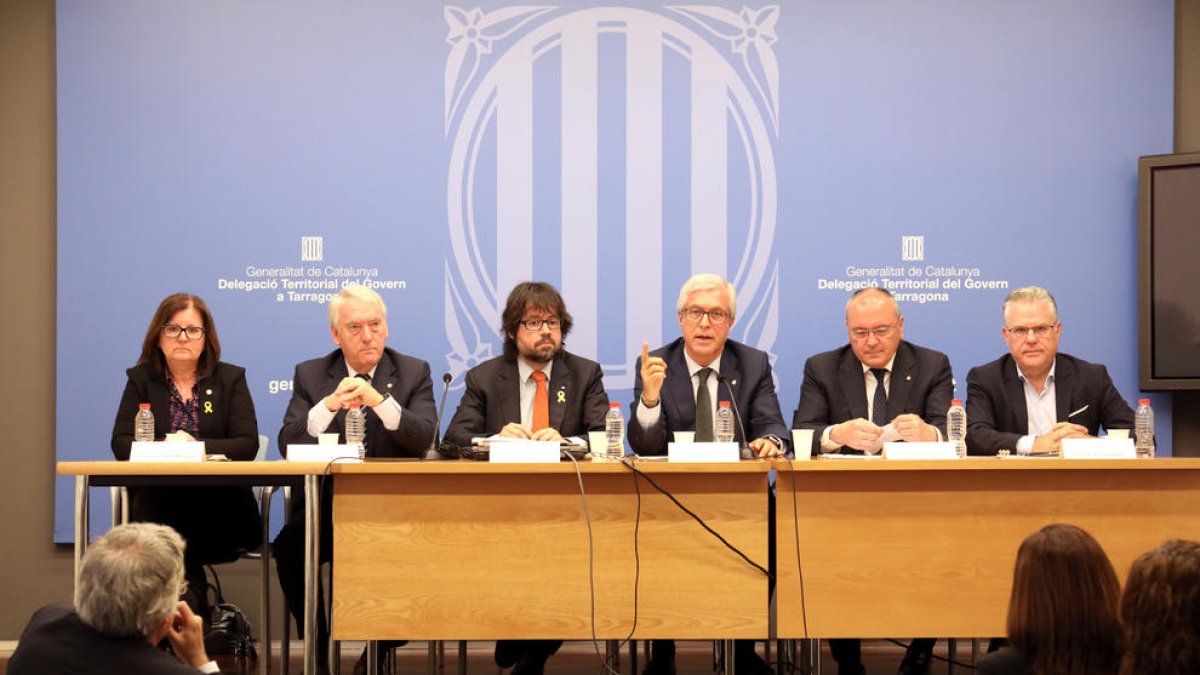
left=556, top=390, right=566, bottom=404
left=203, top=401, right=214, bottom=414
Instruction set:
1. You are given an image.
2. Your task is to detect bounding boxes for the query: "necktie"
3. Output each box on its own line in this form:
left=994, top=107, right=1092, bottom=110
left=870, top=368, right=889, bottom=427
left=531, top=370, right=549, bottom=431
left=355, top=373, right=371, bottom=383
left=695, top=367, right=714, bottom=442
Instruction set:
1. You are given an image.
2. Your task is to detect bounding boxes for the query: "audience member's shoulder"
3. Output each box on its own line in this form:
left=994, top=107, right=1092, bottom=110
left=968, top=353, right=1009, bottom=377
left=975, top=646, right=1032, bottom=675
left=1057, top=352, right=1108, bottom=374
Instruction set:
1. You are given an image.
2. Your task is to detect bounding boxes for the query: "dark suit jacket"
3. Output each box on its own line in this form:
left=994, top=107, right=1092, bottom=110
left=110, top=361, right=261, bottom=562
left=628, top=338, right=789, bottom=456
left=112, top=361, right=259, bottom=460
left=8, top=603, right=221, bottom=675
left=791, top=340, right=954, bottom=457
left=974, top=647, right=1032, bottom=675
left=444, top=351, right=610, bottom=447
left=279, top=347, right=437, bottom=458
left=965, top=352, right=1135, bottom=456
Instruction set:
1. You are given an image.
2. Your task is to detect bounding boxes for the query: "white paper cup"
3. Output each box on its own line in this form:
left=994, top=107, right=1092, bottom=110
left=790, top=429, right=815, bottom=460
left=674, top=431, right=695, bottom=443
left=318, top=433, right=339, bottom=445
left=587, top=431, right=608, bottom=453
left=1107, top=429, right=1130, bottom=440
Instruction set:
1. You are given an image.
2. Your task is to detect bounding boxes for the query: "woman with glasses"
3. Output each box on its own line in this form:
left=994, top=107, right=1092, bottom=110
left=110, top=292, right=262, bottom=623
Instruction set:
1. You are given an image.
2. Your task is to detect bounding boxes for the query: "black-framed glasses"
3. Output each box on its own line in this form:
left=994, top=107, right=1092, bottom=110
left=520, top=318, right=562, bottom=331
left=680, top=307, right=731, bottom=325
left=1006, top=323, right=1057, bottom=340
left=343, top=319, right=384, bottom=336
left=162, top=324, right=205, bottom=340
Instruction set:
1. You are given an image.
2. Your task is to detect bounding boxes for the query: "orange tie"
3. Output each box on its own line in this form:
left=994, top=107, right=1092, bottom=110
left=531, top=370, right=549, bottom=431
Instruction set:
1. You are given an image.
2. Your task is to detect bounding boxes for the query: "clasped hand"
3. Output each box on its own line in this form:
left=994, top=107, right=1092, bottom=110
left=323, top=376, right=385, bottom=411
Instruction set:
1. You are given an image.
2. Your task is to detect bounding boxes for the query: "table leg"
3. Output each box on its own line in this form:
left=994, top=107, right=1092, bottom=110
left=74, top=475, right=89, bottom=583
left=304, top=475, right=321, bottom=675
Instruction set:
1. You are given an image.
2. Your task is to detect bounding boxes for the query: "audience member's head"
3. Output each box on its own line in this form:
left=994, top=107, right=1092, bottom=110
left=1120, top=538, right=1200, bottom=675
left=1006, top=523, right=1123, bottom=675
left=75, top=522, right=187, bottom=639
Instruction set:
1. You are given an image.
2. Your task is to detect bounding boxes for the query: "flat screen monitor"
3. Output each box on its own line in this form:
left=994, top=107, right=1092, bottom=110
left=1139, top=152, right=1200, bottom=389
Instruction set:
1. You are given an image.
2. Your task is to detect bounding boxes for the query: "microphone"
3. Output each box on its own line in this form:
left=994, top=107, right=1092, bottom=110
left=715, top=373, right=752, bottom=458
left=427, top=372, right=453, bottom=458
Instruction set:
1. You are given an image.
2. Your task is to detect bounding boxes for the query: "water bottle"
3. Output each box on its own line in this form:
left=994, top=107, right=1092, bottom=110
left=134, top=403, right=155, bottom=442
left=345, top=403, right=366, bottom=459
left=947, top=398, right=967, bottom=458
left=715, top=401, right=735, bottom=443
left=1135, top=398, right=1155, bottom=459
left=604, top=402, right=625, bottom=461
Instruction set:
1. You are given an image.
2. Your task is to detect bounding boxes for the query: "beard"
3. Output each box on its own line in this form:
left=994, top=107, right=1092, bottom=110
left=520, top=339, right=560, bottom=364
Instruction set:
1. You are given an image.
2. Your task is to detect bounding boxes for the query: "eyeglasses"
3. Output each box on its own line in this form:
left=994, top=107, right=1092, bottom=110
left=343, top=319, right=384, bottom=336
left=162, top=325, right=205, bottom=340
left=849, top=325, right=896, bottom=341
left=680, top=307, right=731, bottom=325
left=1007, top=324, right=1057, bottom=340
left=520, top=318, right=562, bottom=332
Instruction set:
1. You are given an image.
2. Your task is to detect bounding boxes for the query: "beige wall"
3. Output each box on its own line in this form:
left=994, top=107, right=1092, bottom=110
left=2, top=0, right=1198, bottom=639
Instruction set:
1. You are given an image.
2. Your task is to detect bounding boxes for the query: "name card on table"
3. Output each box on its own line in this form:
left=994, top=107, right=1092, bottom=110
left=488, top=440, right=560, bottom=463
left=285, top=444, right=362, bottom=463
left=668, top=441, right=740, bottom=463
left=882, top=442, right=958, bottom=460
left=129, top=441, right=205, bottom=462
left=1061, top=437, right=1136, bottom=459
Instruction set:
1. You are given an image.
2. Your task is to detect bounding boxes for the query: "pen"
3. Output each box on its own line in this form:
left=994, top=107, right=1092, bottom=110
left=1067, top=404, right=1089, bottom=419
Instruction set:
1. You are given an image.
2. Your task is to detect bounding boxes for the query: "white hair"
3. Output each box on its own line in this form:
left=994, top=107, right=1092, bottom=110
left=676, top=273, right=737, bottom=319
left=328, top=283, right=388, bottom=329
left=1003, top=286, right=1059, bottom=324
left=75, top=523, right=186, bottom=639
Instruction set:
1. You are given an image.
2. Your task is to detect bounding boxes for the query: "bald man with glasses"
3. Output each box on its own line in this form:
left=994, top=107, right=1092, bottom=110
left=792, top=287, right=953, bottom=675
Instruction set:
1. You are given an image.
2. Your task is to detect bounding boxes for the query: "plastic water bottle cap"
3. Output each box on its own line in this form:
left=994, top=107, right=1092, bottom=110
left=719, top=401, right=731, bottom=408
left=1138, top=398, right=1150, bottom=405
left=951, top=399, right=962, bottom=406
left=138, top=403, right=151, bottom=410
left=609, top=401, right=621, bottom=408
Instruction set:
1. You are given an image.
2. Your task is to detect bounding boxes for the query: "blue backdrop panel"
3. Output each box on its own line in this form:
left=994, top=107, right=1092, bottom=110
left=56, top=0, right=1174, bottom=541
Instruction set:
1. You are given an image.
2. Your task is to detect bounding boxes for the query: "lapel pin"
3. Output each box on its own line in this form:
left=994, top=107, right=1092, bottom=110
left=906, top=375, right=912, bottom=381
left=206, top=389, right=213, bottom=395
left=203, top=401, right=214, bottom=414
left=556, top=390, right=566, bottom=404
left=387, top=382, right=393, bottom=389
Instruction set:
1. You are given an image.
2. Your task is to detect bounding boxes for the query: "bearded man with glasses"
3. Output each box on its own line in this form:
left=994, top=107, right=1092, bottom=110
left=791, top=286, right=953, bottom=675
left=443, top=280, right=610, bottom=675
left=965, top=285, right=1133, bottom=457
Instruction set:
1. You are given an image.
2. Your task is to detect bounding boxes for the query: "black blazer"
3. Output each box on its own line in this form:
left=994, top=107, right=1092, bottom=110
left=444, top=351, right=610, bottom=447
left=110, top=361, right=261, bottom=561
left=791, top=340, right=954, bottom=456
left=9, top=603, right=223, bottom=675
left=279, top=347, right=437, bottom=458
left=111, top=361, right=259, bottom=460
left=965, top=352, right=1134, bottom=456
left=975, top=647, right=1032, bottom=675
left=628, top=337, right=789, bottom=456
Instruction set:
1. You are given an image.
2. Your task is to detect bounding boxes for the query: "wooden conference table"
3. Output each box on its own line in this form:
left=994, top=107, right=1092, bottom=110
left=57, top=460, right=329, bottom=675
left=773, top=457, right=1200, bottom=639
left=58, top=458, right=774, bottom=675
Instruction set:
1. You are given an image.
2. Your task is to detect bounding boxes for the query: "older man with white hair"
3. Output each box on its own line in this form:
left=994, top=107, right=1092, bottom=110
left=10, top=523, right=219, bottom=674
left=274, top=283, right=438, bottom=674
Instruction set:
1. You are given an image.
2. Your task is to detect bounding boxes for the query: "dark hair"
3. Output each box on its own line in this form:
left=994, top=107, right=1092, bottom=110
left=137, top=293, right=221, bottom=380
left=1006, top=523, right=1123, bottom=675
left=1120, top=539, right=1200, bottom=675
left=500, top=281, right=573, bottom=361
